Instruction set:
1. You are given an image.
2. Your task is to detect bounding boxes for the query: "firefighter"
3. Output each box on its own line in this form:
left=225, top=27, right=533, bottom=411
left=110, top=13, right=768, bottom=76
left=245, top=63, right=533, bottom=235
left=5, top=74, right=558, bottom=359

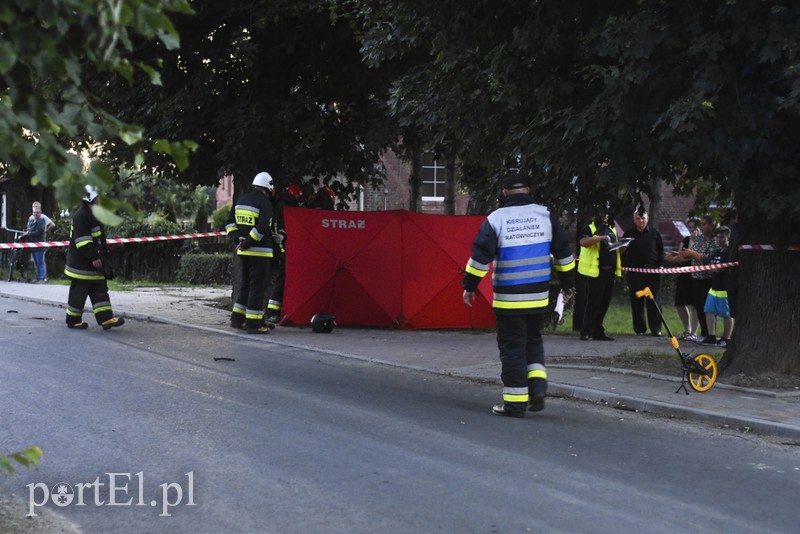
left=226, top=171, right=275, bottom=334
left=266, top=182, right=306, bottom=323
left=64, top=185, right=125, bottom=330
left=462, top=173, right=575, bottom=417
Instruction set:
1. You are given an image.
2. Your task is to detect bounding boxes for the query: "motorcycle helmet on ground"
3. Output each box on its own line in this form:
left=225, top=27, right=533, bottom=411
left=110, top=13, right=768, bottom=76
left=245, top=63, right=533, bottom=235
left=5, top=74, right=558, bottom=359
left=311, top=312, right=336, bottom=333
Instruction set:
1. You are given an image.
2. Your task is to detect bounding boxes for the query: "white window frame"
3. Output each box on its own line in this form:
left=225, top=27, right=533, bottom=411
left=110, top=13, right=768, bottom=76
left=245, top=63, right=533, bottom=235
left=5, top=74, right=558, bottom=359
left=420, top=156, right=446, bottom=201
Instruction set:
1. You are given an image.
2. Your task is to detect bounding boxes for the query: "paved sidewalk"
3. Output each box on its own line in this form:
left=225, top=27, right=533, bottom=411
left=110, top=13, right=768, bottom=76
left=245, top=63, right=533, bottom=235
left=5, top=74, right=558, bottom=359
left=2, top=281, right=799, bottom=439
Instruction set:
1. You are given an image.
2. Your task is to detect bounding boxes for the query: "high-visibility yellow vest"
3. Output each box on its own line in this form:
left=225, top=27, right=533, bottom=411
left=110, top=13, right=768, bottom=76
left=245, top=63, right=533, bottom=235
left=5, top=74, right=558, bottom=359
left=578, top=222, right=621, bottom=277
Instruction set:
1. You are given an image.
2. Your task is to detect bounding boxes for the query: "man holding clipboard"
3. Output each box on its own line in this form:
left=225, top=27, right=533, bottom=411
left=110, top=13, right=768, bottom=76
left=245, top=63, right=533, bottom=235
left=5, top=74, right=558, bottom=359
left=577, top=203, right=622, bottom=341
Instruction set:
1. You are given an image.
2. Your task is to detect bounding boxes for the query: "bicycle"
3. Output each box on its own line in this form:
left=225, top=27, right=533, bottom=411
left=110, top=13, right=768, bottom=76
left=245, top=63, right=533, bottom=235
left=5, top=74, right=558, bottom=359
left=636, top=286, right=718, bottom=394
left=4, top=228, right=32, bottom=283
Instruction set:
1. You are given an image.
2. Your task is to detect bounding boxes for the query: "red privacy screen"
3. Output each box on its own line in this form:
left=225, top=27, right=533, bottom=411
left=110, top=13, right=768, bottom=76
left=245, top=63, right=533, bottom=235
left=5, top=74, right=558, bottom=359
left=281, top=208, right=495, bottom=329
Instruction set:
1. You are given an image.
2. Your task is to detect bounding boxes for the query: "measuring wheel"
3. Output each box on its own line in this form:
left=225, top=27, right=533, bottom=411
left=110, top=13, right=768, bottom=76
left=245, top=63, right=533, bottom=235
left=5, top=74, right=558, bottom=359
left=687, top=353, right=718, bottom=392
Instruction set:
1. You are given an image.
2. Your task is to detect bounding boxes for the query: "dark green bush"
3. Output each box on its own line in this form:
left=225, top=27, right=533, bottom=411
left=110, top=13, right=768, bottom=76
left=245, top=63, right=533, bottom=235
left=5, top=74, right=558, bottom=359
left=176, top=253, right=232, bottom=285
left=211, top=203, right=231, bottom=231
left=194, top=202, right=209, bottom=232
left=109, top=218, right=184, bottom=281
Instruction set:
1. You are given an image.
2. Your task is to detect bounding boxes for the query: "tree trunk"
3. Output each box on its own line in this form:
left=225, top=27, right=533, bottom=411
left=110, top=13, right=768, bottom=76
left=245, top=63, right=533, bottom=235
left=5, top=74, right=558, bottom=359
left=722, top=211, right=800, bottom=377
left=408, top=147, right=422, bottom=213
left=648, top=176, right=663, bottom=228
left=723, top=249, right=800, bottom=376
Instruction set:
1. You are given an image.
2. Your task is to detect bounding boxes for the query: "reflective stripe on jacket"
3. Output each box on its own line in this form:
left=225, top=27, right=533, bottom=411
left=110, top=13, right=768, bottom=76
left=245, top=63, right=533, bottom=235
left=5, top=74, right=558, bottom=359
left=64, top=204, right=106, bottom=281
left=577, top=222, right=622, bottom=277
left=227, top=190, right=274, bottom=258
left=462, top=194, right=575, bottom=314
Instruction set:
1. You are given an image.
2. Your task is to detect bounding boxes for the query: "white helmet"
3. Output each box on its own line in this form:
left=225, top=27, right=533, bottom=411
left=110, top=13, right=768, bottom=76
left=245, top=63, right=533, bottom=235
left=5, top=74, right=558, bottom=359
left=84, top=185, right=99, bottom=202
left=252, top=171, right=274, bottom=191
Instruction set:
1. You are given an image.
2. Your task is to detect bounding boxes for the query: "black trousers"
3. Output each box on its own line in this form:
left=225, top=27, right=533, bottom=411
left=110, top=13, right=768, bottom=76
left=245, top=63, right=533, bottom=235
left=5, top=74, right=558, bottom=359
left=268, top=249, right=286, bottom=313
left=581, top=269, right=615, bottom=337
left=496, top=313, right=546, bottom=413
left=626, top=271, right=662, bottom=334
left=66, top=278, right=113, bottom=326
left=231, top=255, right=271, bottom=329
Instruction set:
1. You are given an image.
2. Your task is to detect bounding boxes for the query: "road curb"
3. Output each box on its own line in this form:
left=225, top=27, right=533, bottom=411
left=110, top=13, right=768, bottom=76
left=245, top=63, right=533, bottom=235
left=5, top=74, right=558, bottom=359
left=547, top=382, right=800, bottom=440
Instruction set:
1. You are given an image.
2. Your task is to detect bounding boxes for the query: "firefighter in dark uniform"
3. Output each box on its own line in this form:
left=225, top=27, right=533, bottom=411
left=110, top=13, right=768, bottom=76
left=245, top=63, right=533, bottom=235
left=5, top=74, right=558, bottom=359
left=64, top=185, right=125, bottom=330
left=266, top=182, right=306, bottom=323
left=462, top=173, right=576, bottom=417
left=226, top=171, right=275, bottom=334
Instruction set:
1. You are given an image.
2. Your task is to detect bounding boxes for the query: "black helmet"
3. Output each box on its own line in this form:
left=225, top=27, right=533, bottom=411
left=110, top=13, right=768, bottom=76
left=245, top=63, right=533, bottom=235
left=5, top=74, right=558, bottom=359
left=311, top=312, right=336, bottom=333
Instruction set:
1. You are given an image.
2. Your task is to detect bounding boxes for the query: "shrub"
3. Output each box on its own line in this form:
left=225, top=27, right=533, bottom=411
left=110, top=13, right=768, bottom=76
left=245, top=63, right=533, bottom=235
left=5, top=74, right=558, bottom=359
left=176, top=253, right=232, bottom=285
left=211, top=203, right=231, bottom=231
left=194, top=202, right=209, bottom=232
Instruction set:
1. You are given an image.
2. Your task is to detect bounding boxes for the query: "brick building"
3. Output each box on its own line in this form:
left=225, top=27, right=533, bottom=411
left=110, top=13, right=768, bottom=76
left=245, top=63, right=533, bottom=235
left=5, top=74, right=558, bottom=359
left=215, top=151, right=696, bottom=240
left=356, top=148, right=471, bottom=214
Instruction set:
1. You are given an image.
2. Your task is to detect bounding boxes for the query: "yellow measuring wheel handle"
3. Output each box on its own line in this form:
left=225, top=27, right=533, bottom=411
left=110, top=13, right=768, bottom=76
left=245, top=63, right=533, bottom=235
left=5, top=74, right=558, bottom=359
left=688, top=354, right=718, bottom=392
left=635, top=287, right=654, bottom=300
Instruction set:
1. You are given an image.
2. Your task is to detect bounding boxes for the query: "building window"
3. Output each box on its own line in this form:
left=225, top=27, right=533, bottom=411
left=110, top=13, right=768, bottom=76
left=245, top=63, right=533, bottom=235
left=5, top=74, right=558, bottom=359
left=421, top=153, right=446, bottom=201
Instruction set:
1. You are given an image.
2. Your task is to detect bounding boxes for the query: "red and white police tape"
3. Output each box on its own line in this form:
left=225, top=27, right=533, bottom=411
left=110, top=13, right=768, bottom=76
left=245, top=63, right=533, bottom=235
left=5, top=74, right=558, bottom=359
left=622, top=261, right=738, bottom=274
left=0, top=231, right=226, bottom=250
left=738, top=244, right=800, bottom=252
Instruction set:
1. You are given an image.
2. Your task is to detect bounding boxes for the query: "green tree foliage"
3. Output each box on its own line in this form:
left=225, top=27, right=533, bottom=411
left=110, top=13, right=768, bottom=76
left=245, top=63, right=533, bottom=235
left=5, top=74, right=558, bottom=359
left=0, top=0, right=196, bottom=211
left=346, top=0, right=800, bottom=375
left=112, top=169, right=208, bottom=223
left=162, top=194, right=178, bottom=224
left=87, top=1, right=399, bottom=203
left=211, top=204, right=231, bottom=232
left=193, top=200, right=209, bottom=232
left=0, top=446, right=42, bottom=474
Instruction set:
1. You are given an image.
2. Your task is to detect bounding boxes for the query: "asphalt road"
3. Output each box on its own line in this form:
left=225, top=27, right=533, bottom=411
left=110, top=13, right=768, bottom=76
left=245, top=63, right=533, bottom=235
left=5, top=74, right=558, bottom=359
left=2, top=299, right=799, bottom=533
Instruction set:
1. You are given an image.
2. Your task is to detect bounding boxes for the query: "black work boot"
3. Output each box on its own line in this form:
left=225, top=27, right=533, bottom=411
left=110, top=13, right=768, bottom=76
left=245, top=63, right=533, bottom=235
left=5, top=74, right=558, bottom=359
left=491, top=403, right=526, bottom=418
left=528, top=394, right=546, bottom=412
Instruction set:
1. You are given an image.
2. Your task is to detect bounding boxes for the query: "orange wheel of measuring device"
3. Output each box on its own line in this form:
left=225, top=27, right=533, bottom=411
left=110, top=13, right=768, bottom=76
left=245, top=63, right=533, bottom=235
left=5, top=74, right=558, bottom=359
left=688, top=353, right=718, bottom=392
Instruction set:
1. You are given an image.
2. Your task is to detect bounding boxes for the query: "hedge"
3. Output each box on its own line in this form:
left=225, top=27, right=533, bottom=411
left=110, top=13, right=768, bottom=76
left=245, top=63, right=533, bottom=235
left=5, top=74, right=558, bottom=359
left=176, top=253, right=233, bottom=285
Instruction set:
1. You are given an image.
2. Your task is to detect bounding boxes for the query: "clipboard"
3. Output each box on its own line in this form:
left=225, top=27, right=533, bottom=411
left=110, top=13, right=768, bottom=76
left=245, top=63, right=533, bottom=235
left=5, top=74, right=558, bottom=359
left=607, top=238, right=633, bottom=252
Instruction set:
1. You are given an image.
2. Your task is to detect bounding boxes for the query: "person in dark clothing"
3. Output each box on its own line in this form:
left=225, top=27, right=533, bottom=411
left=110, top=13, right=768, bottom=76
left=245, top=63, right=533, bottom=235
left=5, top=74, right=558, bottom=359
left=64, top=186, right=125, bottom=330
left=622, top=204, right=665, bottom=336
left=266, top=183, right=306, bottom=323
left=307, top=184, right=335, bottom=210
left=577, top=205, right=621, bottom=341
left=462, top=172, right=575, bottom=417
left=682, top=214, right=717, bottom=339
left=226, top=171, right=275, bottom=334
left=666, top=217, right=701, bottom=340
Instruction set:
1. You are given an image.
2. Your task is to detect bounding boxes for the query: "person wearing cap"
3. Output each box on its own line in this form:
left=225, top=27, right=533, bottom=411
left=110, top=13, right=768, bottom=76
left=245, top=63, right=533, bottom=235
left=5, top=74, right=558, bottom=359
left=226, top=171, right=275, bottom=334
left=622, top=203, right=665, bottom=336
left=577, top=202, right=621, bottom=341
left=64, top=185, right=125, bottom=330
left=462, top=172, right=576, bottom=418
